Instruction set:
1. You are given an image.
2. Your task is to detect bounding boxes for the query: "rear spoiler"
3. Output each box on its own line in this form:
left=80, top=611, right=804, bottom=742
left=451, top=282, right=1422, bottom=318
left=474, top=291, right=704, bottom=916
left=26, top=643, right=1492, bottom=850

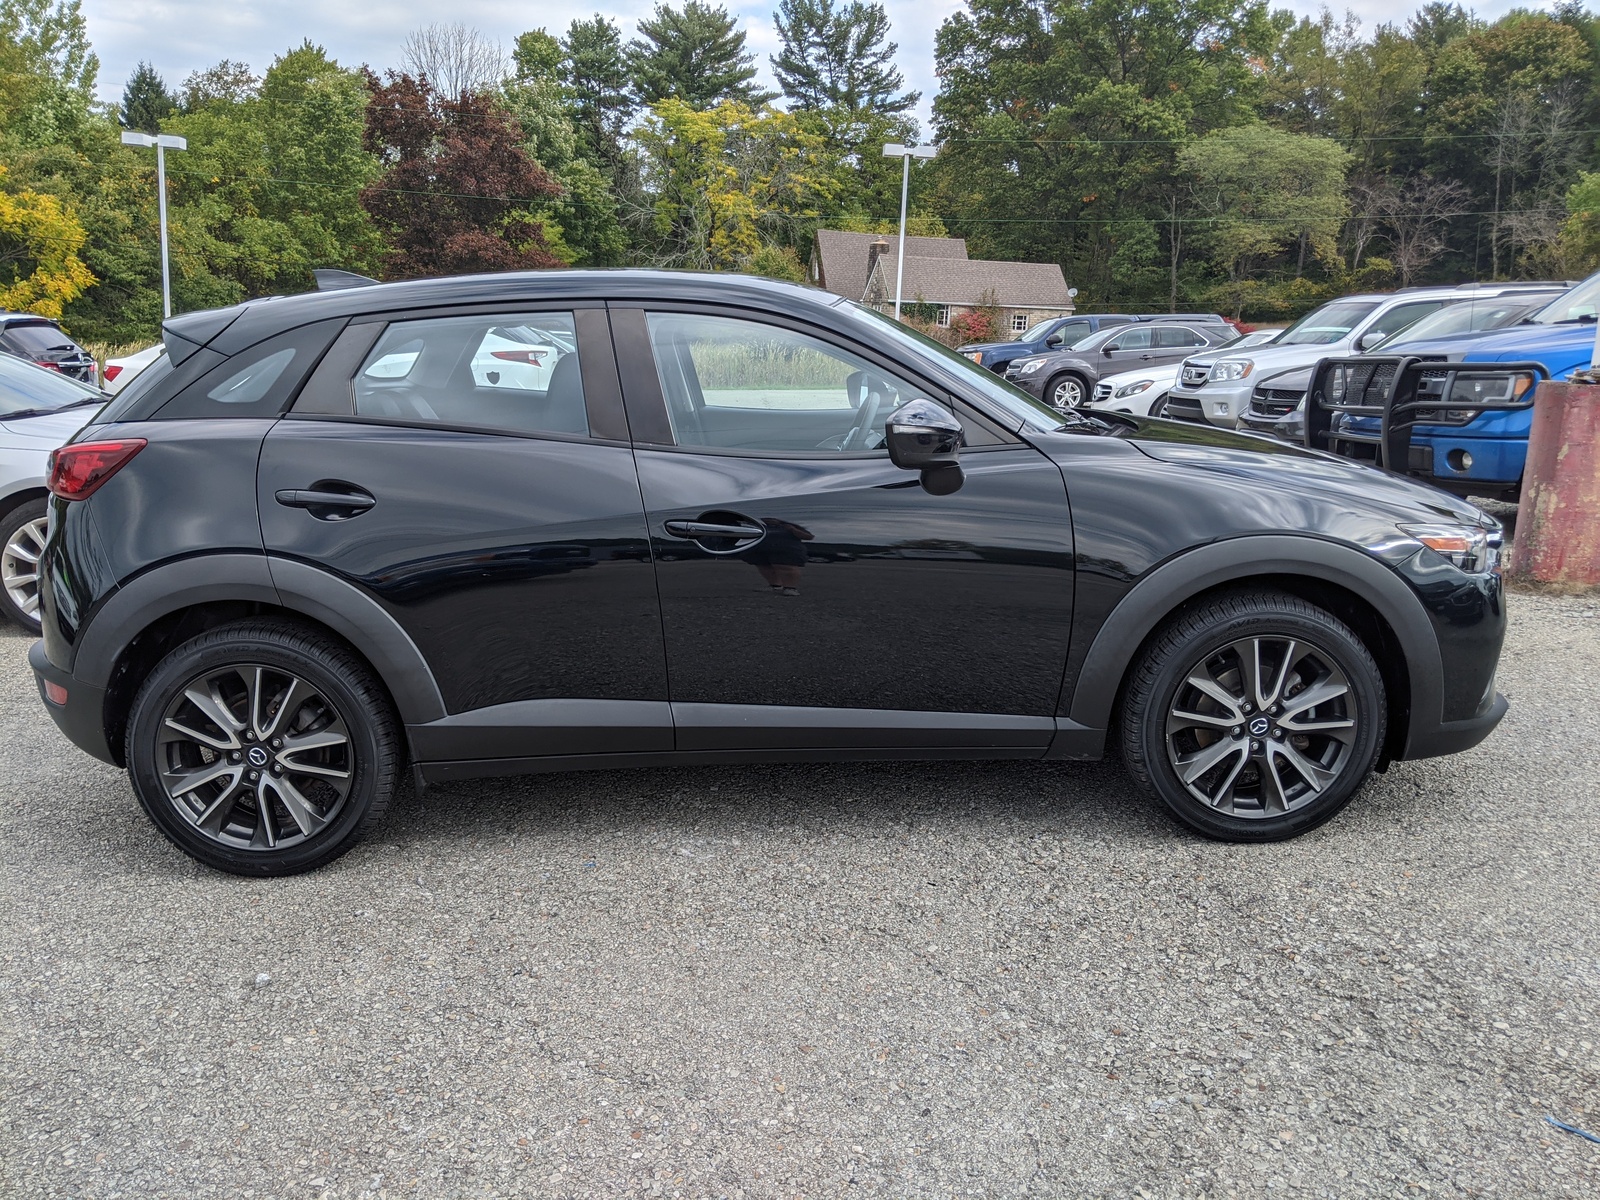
left=1303, top=355, right=1549, bottom=471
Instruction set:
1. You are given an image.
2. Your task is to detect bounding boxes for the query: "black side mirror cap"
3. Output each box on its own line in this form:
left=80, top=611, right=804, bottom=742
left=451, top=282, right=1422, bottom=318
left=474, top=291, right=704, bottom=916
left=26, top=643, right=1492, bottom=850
left=885, top=399, right=965, bottom=493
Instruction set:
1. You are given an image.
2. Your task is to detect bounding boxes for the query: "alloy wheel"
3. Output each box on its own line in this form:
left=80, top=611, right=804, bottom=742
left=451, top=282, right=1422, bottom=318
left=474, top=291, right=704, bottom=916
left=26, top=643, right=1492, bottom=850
left=156, top=664, right=354, bottom=851
left=1164, top=635, right=1357, bottom=817
left=1051, top=377, right=1085, bottom=408
left=2, top=515, right=48, bottom=620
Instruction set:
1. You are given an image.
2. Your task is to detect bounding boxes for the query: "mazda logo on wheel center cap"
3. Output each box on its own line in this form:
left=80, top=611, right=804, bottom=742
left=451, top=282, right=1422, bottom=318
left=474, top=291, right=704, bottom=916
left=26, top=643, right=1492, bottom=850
left=247, top=746, right=269, bottom=767
left=1248, top=717, right=1271, bottom=737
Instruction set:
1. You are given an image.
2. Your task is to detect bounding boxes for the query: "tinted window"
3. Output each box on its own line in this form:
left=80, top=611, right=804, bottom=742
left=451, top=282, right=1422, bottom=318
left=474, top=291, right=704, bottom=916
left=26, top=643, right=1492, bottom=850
left=155, top=321, right=341, bottom=420
left=1, top=323, right=72, bottom=354
left=1530, top=272, right=1600, bottom=324
left=646, top=312, right=927, bottom=453
left=1364, top=301, right=1448, bottom=342
left=1106, top=328, right=1153, bottom=351
left=354, top=313, right=588, bottom=437
left=1156, top=327, right=1207, bottom=348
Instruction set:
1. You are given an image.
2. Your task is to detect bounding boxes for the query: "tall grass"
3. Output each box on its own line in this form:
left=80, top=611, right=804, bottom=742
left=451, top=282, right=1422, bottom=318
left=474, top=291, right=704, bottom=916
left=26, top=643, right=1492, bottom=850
left=81, top=340, right=154, bottom=373
left=691, top=339, right=849, bottom=390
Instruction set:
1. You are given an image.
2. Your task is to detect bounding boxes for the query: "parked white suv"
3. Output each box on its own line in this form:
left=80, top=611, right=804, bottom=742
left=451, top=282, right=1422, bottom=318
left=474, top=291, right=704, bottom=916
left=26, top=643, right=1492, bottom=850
left=1163, top=285, right=1562, bottom=428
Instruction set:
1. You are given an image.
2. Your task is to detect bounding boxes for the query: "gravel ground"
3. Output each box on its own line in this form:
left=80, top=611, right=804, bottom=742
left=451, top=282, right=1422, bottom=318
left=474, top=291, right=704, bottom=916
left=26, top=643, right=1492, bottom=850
left=1, top=592, right=1597, bottom=1199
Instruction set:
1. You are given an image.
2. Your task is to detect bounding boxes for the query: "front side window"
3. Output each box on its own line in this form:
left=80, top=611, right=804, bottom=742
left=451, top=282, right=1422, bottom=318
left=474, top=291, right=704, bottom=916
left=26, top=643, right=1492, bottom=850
left=354, top=312, right=587, bottom=437
left=1106, top=327, right=1154, bottom=351
left=1363, top=301, right=1449, bottom=344
left=645, top=312, right=926, bottom=453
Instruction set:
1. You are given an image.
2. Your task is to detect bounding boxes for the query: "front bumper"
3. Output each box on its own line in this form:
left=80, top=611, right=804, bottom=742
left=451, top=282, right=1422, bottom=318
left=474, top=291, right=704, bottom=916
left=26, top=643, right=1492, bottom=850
left=1164, top=380, right=1252, bottom=427
left=1404, top=691, right=1508, bottom=760
left=1238, top=407, right=1305, bottom=443
left=30, top=639, right=117, bottom=764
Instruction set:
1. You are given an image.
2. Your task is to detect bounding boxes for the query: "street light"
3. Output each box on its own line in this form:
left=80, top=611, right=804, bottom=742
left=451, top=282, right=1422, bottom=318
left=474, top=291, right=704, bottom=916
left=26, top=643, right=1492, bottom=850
left=120, top=131, right=188, bottom=320
left=881, top=142, right=938, bottom=320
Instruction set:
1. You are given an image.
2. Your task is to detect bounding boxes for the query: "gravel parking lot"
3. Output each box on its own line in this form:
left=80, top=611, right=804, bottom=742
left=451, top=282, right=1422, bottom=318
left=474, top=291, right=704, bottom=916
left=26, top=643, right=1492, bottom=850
left=2, top=591, right=1597, bottom=1199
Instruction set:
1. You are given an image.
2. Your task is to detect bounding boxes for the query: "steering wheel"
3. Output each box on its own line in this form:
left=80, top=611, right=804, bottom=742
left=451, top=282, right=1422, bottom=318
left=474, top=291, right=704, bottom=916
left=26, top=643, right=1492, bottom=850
left=818, top=371, right=888, bottom=451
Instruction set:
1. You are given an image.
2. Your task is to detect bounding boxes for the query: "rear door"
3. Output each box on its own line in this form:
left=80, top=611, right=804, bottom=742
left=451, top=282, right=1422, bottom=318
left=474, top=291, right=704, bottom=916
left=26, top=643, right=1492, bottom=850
left=257, top=305, right=669, bottom=753
left=611, top=304, right=1076, bottom=754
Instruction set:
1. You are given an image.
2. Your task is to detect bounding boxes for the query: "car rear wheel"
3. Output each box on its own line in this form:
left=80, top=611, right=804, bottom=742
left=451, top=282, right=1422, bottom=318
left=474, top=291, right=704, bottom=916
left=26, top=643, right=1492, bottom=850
left=0, top=498, right=49, bottom=632
left=125, top=620, right=400, bottom=876
left=1120, top=591, right=1385, bottom=841
left=1048, top=374, right=1088, bottom=409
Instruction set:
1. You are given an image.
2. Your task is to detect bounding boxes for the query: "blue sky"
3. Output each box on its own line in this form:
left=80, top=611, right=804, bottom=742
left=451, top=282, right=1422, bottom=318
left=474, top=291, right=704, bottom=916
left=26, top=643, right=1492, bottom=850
left=86, top=0, right=1557, bottom=132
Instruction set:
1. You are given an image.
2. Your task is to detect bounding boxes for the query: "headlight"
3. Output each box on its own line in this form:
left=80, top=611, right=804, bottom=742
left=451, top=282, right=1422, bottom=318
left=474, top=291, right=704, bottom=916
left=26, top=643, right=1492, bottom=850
left=1399, top=522, right=1500, bottom=574
left=1210, top=359, right=1254, bottom=382
left=1448, top=372, right=1537, bottom=405
left=1114, top=379, right=1154, bottom=397
left=1018, top=359, right=1046, bottom=375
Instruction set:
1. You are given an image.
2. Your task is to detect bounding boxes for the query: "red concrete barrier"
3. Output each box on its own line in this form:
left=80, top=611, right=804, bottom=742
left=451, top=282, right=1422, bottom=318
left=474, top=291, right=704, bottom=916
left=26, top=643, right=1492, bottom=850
left=1512, top=381, right=1600, bottom=585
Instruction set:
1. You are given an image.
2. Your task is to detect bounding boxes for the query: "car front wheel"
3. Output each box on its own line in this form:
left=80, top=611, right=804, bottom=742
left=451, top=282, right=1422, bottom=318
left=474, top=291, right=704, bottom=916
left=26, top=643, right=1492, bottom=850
left=1048, top=374, right=1088, bottom=409
left=1120, top=591, right=1386, bottom=841
left=125, top=620, right=400, bottom=875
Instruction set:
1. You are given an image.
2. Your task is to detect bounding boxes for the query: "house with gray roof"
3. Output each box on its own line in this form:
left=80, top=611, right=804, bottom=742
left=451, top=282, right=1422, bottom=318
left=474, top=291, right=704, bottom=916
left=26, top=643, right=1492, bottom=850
left=810, top=229, right=1073, bottom=334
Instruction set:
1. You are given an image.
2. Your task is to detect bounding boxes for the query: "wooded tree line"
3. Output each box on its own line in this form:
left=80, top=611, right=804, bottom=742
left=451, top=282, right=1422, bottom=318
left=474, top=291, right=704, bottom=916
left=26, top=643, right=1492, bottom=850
left=4, top=0, right=1600, bottom=345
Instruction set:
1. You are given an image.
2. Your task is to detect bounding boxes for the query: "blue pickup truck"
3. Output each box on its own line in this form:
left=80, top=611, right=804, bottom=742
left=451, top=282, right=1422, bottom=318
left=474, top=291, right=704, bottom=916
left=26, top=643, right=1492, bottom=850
left=1325, top=273, right=1598, bottom=500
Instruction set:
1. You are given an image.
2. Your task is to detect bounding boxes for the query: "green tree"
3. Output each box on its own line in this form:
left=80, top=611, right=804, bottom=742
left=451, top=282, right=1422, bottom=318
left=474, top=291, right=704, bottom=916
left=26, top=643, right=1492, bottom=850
left=771, top=0, right=917, bottom=114
left=0, top=0, right=98, bottom=145
left=1178, top=123, right=1351, bottom=315
left=119, top=61, right=176, bottom=133
left=627, top=2, right=772, bottom=108
left=561, top=15, right=635, bottom=174
left=180, top=60, right=258, bottom=111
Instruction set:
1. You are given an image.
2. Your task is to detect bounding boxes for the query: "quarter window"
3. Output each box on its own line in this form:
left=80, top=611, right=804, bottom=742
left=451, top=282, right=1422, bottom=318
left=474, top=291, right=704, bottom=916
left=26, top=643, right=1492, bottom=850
left=644, top=312, right=925, bottom=454
left=1155, top=327, right=1207, bottom=348
left=354, top=313, right=587, bottom=437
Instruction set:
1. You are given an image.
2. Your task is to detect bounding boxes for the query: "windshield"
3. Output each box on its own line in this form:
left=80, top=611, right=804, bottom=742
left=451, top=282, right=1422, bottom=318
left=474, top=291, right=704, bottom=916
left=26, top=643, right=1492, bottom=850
left=0, top=352, right=103, bottom=417
left=842, top=302, right=1066, bottom=432
left=1528, top=272, right=1600, bottom=324
left=1064, top=325, right=1124, bottom=353
left=1018, top=320, right=1061, bottom=343
left=1377, top=297, right=1554, bottom=347
left=1276, top=301, right=1381, bottom=345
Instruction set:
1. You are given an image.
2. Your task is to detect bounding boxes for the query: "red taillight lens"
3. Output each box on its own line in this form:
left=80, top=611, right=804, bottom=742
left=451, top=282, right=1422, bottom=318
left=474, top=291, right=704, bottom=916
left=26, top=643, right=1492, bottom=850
left=35, top=361, right=61, bottom=372
left=43, top=680, right=68, bottom=705
left=490, top=349, right=544, bottom=365
left=103, top=364, right=123, bottom=382
left=47, top=439, right=147, bottom=501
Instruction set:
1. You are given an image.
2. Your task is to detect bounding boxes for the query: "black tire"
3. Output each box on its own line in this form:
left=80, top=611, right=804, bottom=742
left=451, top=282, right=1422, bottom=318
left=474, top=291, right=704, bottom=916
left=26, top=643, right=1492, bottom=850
left=0, top=497, right=49, bottom=632
left=1047, top=373, right=1088, bottom=409
left=125, top=619, right=401, bottom=876
left=1121, top=590, right=1386, bottom=842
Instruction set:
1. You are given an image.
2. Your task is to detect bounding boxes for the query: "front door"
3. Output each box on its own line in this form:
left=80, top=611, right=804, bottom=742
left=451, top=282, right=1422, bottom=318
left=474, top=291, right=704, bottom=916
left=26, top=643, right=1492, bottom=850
left=258, top=306, right=669, bottom=753
left=612, top=306, right=1076, bottom=753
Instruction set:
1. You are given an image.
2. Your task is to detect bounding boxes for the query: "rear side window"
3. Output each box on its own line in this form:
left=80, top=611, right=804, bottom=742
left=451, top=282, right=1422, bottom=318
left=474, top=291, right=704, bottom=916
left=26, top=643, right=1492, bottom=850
left=153, top=320, right=343, bottom=420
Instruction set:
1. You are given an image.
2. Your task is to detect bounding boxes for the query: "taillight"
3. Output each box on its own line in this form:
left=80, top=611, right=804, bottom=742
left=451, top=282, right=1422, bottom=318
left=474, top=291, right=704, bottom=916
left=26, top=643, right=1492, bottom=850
left=35, top=361, right=61, bottom=372
left=103, top=364, right=123, bottom=382
left=47, top=439, right=147, bottom=500
left=490, top=349, right=544, bottom=365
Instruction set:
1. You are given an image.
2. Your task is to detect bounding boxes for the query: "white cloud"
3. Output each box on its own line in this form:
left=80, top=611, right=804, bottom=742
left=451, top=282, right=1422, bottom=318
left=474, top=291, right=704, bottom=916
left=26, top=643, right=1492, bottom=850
left=84, top=0, right=1559, bottom=131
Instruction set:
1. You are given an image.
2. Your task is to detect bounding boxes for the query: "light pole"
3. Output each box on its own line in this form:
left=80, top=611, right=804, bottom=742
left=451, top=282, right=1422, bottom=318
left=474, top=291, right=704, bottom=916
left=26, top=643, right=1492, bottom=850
left=881, top=142, right=937, bottom=320
left=121, top=131, right=188, bottom=319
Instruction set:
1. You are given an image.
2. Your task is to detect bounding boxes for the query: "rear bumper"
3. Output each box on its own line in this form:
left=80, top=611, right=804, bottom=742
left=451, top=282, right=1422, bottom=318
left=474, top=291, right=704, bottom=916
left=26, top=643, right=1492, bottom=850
left=29, top=639, right=116, bottom=765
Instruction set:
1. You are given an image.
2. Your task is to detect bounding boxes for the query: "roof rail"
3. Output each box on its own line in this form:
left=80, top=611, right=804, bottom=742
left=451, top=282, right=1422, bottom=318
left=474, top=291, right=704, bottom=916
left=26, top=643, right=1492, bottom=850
left=313, top=269, right=381, bottom=291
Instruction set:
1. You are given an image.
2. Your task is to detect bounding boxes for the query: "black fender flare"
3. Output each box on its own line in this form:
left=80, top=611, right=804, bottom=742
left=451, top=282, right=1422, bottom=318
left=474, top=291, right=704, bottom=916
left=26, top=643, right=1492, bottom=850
left=71, top=553, right=446, bottom=725
left=1064, top=535, right=1441, bottom=737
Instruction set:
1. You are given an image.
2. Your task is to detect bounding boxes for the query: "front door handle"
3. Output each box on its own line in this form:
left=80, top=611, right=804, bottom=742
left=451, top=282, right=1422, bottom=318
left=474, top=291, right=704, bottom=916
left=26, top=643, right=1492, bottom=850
left=664, top=519, right=765, bottom=539
left=275, top=486, right=376, bottom=519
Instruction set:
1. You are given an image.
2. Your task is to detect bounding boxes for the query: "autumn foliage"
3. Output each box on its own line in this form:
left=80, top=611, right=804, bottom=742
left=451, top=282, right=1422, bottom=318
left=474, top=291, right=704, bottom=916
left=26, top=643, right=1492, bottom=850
left=359, top=72, right=563, bottom=278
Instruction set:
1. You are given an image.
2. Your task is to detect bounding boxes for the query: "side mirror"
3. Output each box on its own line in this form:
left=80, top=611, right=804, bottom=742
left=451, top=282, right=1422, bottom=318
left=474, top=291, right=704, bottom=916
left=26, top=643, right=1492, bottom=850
left=1102, top=344, right=1117, bottom=357
left=1355, top=332, right=1380, bottom=352
left=1045, top=332, right=1063, bottom=348
left=885, top=399, right=964, bottom=494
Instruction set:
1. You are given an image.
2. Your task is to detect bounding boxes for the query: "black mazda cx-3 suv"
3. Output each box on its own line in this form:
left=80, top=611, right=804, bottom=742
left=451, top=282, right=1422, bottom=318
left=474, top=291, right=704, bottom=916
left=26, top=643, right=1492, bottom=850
left=29, top=271, right=1508, bottom=875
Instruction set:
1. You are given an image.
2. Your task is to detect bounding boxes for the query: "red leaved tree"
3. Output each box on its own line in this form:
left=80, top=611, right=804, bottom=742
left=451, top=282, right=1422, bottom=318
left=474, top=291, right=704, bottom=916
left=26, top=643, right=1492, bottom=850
left=360, top=71, right=563, bottom=278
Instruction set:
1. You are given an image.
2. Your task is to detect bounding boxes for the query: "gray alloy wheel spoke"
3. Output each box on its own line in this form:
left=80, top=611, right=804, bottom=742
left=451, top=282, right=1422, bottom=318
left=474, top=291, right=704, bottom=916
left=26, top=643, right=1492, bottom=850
left=157, top=662, right=353, bottom=853
left=1166, top=631, right=1360, bottom=819
left=264, top=775, right=324, bottom=838
left=1175, top=737, right=1246, bottom=786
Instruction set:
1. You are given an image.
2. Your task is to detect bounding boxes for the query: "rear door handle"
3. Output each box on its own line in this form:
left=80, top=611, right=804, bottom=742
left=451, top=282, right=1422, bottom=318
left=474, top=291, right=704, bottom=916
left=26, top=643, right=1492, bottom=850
left=664, top=519, right=765, bottom=539
left=275, top=487, right=376, bottom=518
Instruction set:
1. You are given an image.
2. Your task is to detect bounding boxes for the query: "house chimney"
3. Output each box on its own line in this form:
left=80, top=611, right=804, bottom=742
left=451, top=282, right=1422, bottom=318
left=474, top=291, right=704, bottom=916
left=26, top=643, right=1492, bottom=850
left=867, top=237, right=890, bottom=277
